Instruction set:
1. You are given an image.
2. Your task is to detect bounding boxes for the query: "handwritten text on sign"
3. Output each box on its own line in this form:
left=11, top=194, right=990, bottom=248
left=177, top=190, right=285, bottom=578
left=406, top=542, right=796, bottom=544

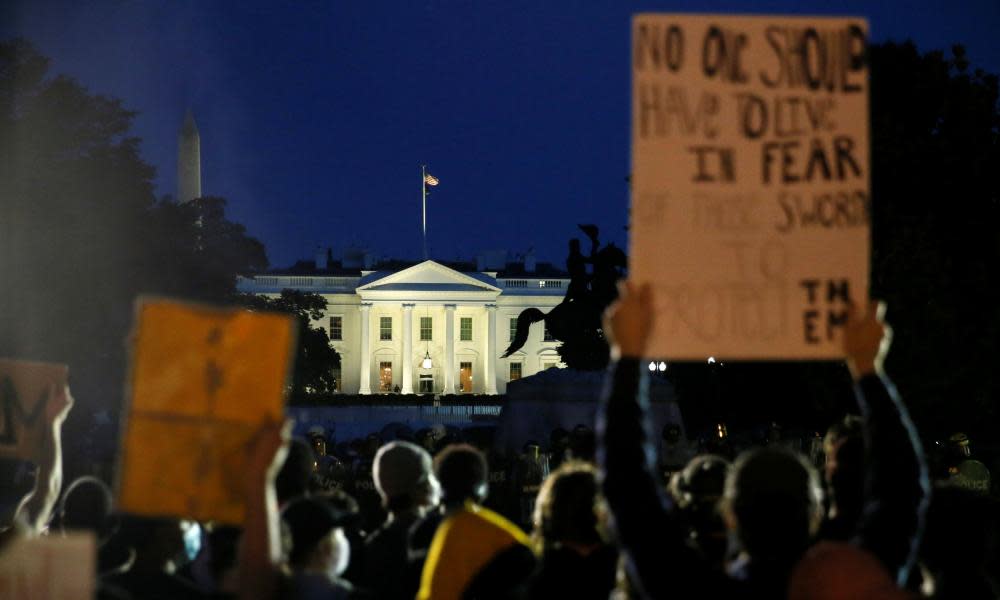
left=630, top=14, right=869, bottom=359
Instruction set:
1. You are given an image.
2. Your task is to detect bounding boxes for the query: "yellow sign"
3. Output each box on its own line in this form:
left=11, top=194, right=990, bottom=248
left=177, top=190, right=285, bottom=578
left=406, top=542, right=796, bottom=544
left=116, top=298, right=296, bottom=524
left=0, top=359, right=69, bottom=460
left=631, top=14, right=869, bottom=359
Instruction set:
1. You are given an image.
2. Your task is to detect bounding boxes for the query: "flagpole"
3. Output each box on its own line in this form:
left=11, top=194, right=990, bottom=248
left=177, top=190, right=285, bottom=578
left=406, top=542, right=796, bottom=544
left=421, top=164, right=428, bottom=260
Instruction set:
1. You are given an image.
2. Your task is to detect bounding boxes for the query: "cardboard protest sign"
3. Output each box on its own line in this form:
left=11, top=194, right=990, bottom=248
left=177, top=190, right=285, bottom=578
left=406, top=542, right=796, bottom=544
left=631, top=14, right=870, bottom=359
left=0, top=532, right=95, bottom=599
left=0, top=359, right=69, bottom=460
left=116, top=298, right=295, bottom=524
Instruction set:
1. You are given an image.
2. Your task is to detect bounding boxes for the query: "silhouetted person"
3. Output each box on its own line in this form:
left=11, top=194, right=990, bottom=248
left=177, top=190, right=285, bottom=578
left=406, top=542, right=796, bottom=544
left=56, top=475, right=136, bottom=588
left=598, top=284, right=928, bottom=598
left=818, top=415, right=865, bottom=541
left=282, top=496, right=357, bottom=599
left=919, top=484, right=1000, bottom=599
left=307, top=426, right=348, bottom=494
left=568, top=424, right=596, bottom=463
left=414, top=444, right=535, bottom=600
left=106, top=516, right=209, bottom=600
left=275, top=438, right=314, bottom=507
left=525, top=461, right=617, bottom=600
left=548, top=428, right=570, bottom=471
left=361, top=441, right=439, bottom=600
left=939, top=432, right=992, bottom=495
left=659, top=423, right=697, bottom=482
left=667, top=454, right=731, bottom=570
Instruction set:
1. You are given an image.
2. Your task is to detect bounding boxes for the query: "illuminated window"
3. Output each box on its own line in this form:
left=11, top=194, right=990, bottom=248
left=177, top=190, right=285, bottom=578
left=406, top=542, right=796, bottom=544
left=509, top=317, right=518, bottom=341
left=509, top=362, right=522, bottom=381
left=329, top=316, right=342, bottom=341
left=420, top=317, right=433, bottom=341
left=380, top=316, right=392, bottom=341
left=460, top=317, right=472, bottom=341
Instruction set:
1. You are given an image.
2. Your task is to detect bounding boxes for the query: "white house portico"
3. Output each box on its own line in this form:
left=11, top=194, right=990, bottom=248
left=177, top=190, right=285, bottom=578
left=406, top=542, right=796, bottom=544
left=238, top=258, right=568, bottom=395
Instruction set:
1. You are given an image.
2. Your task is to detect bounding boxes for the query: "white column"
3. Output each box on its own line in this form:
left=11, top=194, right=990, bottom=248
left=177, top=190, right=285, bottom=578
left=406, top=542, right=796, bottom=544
left=485, top=304, right=498, bottom=394
left=401, top=303, right=414, bottom=394
left=358, top=303, right=372, bottom=394
left=443, top=304, right=456, bottom=394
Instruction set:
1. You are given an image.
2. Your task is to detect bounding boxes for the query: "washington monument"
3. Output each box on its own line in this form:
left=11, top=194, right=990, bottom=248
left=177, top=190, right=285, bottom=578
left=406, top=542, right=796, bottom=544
left=177, top=109, right=201, bottom=203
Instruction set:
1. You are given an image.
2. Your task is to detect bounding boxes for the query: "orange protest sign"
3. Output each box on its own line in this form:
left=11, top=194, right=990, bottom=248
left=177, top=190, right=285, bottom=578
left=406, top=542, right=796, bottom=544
left=116, top=298, right=296, bottom=524
left=0, top=359, right=69, bottom=460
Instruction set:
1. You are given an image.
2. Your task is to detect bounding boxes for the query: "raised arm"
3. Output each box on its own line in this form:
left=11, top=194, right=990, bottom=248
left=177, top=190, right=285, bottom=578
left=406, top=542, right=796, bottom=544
left=597, top=282, right=713, bottom=598
left=14, top=383, right=73, bottom=535
left=843, top=302, right=929, bottom=584
left=239, top=418, right=290, bottom=600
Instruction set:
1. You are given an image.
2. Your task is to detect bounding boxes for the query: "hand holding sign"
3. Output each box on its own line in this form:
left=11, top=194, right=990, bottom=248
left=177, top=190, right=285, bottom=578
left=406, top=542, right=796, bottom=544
left=843, top=301, right=891, bottom=379
left=604, top=281, right=654, bottom=360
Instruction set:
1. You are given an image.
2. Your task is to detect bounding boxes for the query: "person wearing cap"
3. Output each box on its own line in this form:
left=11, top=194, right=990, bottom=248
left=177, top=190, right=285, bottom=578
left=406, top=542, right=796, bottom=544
left=282, top=496, right=356, bottom=600
left=940, top=432, right=992, bottom=495
left=360, top=440, right=440, bottom=600
left=307, top=425, right=348, bottom=494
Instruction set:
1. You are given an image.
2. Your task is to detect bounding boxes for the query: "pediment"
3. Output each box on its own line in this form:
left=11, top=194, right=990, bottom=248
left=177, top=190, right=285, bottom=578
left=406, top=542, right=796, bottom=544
left=356, top=260, right=500, bottom=293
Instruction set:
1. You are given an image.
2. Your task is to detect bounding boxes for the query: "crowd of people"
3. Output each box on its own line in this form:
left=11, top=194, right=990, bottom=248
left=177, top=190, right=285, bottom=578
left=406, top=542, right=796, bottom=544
left=2, top=286, right=999, bottom=599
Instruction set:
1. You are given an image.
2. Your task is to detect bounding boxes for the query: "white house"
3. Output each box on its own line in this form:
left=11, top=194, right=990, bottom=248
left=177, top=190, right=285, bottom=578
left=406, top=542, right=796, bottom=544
left=237, top=253, right=569, bottom=395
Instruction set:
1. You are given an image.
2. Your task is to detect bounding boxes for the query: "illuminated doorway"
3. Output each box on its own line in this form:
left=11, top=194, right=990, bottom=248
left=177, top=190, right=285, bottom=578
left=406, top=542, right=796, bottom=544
left=419, top=374, right=434, bottom=394
left=379, top=361, right=393, bottom=392
left=459, top=361, right=473, bottom=392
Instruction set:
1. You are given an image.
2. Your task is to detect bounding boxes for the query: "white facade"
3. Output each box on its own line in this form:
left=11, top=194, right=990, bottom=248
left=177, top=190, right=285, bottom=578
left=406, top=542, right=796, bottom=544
left=237, top=260, right=568, bottom=395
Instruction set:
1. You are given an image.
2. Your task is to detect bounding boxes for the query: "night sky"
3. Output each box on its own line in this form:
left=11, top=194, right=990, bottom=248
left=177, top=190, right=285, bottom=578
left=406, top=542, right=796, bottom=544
left=3, top=1, right=999, bottom=270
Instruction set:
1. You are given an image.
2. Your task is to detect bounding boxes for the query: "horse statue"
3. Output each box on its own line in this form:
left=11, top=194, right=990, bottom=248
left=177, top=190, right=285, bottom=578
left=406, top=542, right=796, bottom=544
left=502, top=225, right=627, bottom=370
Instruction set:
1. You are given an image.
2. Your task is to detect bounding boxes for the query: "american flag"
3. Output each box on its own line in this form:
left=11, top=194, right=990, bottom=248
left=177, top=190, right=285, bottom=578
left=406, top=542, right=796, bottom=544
left=424, top=173, right=439, bottom=186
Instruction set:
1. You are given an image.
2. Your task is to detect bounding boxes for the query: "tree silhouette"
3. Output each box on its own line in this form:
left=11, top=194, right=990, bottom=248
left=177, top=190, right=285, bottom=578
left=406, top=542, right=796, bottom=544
left=869, top=42, right=1000, bottom=439
left=0, top=39, right=272, bottom=428
left=236, top=290, right=341, bottom=398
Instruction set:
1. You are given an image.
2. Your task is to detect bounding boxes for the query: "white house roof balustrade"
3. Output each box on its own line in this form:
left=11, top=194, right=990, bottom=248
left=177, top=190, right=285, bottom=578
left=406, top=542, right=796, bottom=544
left=237, top=274, right=361, bottom=293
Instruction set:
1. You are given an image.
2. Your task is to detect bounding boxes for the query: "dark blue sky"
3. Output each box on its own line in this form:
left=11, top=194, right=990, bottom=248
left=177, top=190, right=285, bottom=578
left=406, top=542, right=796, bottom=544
left=4, top=1, right=999, bottom=269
